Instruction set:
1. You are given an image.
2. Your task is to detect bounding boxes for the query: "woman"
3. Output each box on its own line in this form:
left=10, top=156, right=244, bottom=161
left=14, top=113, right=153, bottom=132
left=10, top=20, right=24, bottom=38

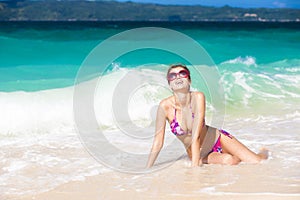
left=147, top=64, right=268, bottom=168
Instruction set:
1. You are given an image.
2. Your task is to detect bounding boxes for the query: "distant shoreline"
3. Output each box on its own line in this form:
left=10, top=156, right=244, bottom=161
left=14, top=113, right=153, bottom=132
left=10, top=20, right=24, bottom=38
left=0, top=1, right=299, bottom=22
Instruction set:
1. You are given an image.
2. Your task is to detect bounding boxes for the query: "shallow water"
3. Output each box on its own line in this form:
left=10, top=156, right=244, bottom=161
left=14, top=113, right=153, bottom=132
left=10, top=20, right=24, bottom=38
left=1, top=77, right=299, bottom=197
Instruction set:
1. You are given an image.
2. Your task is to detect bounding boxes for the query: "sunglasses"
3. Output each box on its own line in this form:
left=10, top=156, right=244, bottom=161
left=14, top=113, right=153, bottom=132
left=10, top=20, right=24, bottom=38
left=167, top=69, right=190, bottom=81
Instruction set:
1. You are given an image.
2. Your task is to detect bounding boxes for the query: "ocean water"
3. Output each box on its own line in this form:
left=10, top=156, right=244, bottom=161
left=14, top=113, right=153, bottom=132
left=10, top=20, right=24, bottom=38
left=0, top=22, right=299, bottom=197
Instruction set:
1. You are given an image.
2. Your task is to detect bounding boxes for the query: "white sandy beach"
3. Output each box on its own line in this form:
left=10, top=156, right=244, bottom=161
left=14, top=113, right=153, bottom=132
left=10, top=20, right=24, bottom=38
left=15, top=159, right=300, bottom=200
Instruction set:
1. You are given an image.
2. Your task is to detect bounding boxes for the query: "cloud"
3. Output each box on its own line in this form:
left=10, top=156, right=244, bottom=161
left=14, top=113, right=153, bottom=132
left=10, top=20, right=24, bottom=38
left=272, top=1, right=287, bottom=8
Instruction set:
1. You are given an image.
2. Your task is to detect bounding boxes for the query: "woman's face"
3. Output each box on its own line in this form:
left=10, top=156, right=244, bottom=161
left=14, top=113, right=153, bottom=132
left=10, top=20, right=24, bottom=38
left=167, top=67, right=191, bottom=91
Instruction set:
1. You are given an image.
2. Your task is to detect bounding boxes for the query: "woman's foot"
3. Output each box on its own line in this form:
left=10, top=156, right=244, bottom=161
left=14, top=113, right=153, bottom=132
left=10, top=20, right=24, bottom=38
left=258, top=147, right=269, bottom=160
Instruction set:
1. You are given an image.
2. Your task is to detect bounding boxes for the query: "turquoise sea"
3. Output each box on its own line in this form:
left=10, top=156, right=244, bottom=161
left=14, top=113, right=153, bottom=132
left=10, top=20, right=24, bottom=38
left=1, top=22, right=299, bottom=111
left=1, top=22, right=300, bottom=198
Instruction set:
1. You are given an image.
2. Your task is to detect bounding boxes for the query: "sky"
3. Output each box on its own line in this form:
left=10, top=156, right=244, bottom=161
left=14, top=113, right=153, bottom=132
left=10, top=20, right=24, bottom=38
left=116, top=0, right=300, bottom=8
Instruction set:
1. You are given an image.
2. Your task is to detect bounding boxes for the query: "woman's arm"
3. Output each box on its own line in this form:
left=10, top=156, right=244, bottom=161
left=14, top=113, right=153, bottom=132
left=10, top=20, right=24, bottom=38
left=191, top=92, right=206, bottom=167
left=146, top=101, right=167, bottom=168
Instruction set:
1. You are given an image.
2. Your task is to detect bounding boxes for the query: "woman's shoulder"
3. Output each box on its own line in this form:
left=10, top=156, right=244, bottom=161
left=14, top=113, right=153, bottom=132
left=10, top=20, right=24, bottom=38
left=191, top=91, right=205, bottom=106
left=191, top=91, right=205, bottom=99
left=159, top=96, right=174, bottom=109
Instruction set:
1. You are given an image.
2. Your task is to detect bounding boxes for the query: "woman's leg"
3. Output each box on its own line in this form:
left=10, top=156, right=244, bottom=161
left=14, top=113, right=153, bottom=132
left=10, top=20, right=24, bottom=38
left=203, top=152, right=241, bottom=165
left=219, top=130, right=268, bottom=163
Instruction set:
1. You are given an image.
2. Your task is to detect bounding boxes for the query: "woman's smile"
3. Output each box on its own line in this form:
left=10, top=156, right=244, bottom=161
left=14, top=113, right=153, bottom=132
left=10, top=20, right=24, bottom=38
left=175, top=80, right=183, bottom=85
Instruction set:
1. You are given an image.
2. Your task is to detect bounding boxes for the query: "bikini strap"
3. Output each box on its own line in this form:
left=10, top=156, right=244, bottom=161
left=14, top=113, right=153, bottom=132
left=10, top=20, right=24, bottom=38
left=189, top=92, right=195, bottom=118
left=174, top=107, right=177, bottom=120
left=189, top=92, right=192, bottom=110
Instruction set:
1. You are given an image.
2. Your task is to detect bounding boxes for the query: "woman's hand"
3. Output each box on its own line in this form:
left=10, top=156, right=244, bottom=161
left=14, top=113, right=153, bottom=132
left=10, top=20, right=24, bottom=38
left=191, top=162, right=199, bottom=167
left=191, top=158, right=203, bottom=167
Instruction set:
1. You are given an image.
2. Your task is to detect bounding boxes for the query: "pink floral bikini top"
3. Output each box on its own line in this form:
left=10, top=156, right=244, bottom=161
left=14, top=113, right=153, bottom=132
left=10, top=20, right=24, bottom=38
left=170, top=106, right=194, bottom=136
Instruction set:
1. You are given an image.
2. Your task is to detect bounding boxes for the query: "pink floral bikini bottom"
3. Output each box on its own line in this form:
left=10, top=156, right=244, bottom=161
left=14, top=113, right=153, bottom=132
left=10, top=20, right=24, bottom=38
left=211, top=129, right=233, bottom=153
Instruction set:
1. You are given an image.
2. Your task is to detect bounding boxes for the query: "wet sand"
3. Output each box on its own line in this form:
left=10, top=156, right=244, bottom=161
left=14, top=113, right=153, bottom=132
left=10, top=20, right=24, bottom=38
left=10, top=158, right=300, bottom=200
